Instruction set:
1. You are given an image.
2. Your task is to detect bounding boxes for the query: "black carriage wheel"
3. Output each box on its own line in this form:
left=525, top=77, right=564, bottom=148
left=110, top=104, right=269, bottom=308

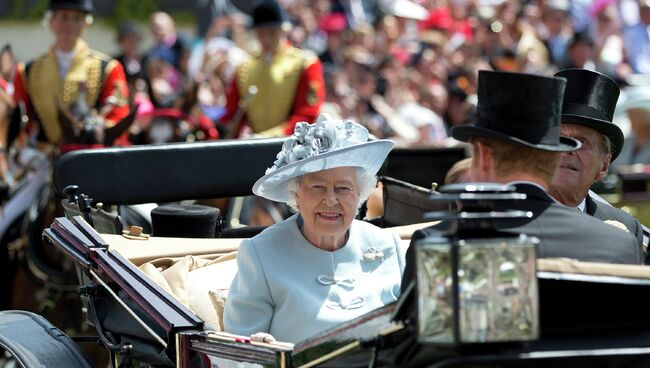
left=0, top=310, right=93, bottom=368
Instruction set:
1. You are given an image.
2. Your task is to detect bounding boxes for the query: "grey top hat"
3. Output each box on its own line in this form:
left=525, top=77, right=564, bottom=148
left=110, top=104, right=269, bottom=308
left=452, top=70, right=581, bottom=152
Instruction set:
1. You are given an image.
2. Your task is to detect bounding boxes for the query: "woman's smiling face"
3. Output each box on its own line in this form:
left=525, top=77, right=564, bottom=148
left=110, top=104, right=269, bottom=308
left=296, top=167, right=360, bottom=249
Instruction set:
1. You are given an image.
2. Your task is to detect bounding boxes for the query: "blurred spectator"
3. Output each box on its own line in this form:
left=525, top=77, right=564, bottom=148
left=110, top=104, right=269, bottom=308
left=590, top=0, right=631, bottom=80
left=376, top=0, right=428, bottom=65
left=444, top=72, right=475, bottom=131
left=623, top=0, right=650, bottom=74
left=393, top=102, right=448, bottom=146
left=420, top=0, right=474, bottom=42
left=612, top=86, right=650, bottom=169
left=0, top=54, right=14, bottom=183
left=114, top=22, right=147, bottom=99
left=195, top=53, right=228, bottom=122
left=318, top=12, right=348, bottom=68
left=147, top=50, right=183, bottom=108
left=349, top=62, right=391, bottom=137
left=0, top=45, right=16, bottom=95
left=421, top=79, right=449, bottom=117
left=563, top=30, right=596, bottom=69
left=571, top=0, right=595, bottom=32
left=187, top=12, right=248, bottom=83
left=148, top=11, right=192, bottom=76
left=480, top=0, right=549, bottom=73
left=540, top=0, right=572, bottom=67
left=195, top=0, right=242, bottom=39
left=337, top=0, right=372, bottom=28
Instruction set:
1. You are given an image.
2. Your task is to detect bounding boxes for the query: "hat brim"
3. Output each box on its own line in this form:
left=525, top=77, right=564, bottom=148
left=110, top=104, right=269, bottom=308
left=451, top=125, right=581, bottom=152
left=50, top=2, right=92, bottom=12
left=562, top=113, right=624, bottom=161
left=253, top=140, right=394, bottom=203
left=252, top=20, right=287, bottom=28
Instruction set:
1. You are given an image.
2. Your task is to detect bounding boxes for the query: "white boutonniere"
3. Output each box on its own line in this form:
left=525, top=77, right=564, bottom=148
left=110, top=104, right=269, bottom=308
left=604, top=220, right=629, bottom=232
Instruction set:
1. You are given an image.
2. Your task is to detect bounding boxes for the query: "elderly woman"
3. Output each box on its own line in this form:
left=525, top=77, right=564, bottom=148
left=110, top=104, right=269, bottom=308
left=224, top=115, right=406, bottom=344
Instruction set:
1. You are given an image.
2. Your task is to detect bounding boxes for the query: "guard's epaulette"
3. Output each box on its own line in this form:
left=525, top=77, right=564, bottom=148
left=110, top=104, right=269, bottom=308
left=285, top=46, right=317, bottom=65
left=88, top=50, right=118, bottom=81
left=88, top=49, right=112, bottom=62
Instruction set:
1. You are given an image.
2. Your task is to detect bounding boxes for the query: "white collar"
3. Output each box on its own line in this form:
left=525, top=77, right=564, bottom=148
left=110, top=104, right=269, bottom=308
left=55, top=48, right=76, bottom=79
left=576, top=197, right=586, bottom=212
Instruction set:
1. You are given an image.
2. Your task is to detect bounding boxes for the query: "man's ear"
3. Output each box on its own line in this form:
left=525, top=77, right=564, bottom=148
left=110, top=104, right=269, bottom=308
left=595, top=154, right=611, bottom=182
left=472, top=140, right=493, bottom=181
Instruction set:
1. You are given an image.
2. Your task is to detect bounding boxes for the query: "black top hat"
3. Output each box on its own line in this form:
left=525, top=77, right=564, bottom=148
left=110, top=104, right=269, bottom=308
left=452, top=70, right=581, bottom=152
left=151, top=204, right=220, bottom=238
left=251, top=0, right=287, bottom=28
left=49, top=0, right=93, bottom=13
left=554, top=68, right=623, bottom=161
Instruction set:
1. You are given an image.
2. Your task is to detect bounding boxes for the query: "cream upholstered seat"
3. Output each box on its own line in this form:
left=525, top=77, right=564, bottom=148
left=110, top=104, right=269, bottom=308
left=102, top=222, right=434, bottom=331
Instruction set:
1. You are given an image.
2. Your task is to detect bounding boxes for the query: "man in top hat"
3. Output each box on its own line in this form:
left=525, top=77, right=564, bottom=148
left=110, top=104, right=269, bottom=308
left=10, top=0, right=130, bottom=156
left=549, top=68, right=648, bottom=259
left=403, top=71, right=641, bottom=294
left=219, top=0, right=325, bottom=138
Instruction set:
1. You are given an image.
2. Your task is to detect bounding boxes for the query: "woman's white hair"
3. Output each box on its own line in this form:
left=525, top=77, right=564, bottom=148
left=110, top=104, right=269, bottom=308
left=285, top=167, right=377, bottom=214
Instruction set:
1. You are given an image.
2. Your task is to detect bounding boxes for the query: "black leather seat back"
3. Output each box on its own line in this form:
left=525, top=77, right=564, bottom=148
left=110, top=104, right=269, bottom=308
left=54, top=138, right=285, bottom=205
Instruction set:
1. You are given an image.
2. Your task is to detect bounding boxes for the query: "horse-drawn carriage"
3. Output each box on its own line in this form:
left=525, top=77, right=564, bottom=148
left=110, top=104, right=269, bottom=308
left=2, top=138, right=650, bottom=367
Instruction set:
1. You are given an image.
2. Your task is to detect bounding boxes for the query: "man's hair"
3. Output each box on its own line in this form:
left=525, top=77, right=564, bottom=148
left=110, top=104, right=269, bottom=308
left=445, top=157, right=472, bottom=184
left=472, top=136, right=560, bottom=183
left=600, top=133, right=612, bottom=157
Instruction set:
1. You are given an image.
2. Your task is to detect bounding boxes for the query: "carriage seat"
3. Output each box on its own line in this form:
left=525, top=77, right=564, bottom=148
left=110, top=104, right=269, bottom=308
left=138, top=252, right=238, bottom=331
left=103, top=221, right=434, bottom=332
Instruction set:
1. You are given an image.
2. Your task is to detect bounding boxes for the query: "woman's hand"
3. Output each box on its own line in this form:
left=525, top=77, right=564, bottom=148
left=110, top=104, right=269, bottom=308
left=250, top=332, right=276, bottom=343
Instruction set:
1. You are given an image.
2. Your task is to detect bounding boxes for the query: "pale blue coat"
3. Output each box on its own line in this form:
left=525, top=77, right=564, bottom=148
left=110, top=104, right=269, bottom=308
left=224, top=214, right=407, bottom=344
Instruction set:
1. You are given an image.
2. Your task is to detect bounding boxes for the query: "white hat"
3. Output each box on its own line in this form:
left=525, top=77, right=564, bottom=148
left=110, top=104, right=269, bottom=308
left=253, top=114, right=394, bottom=203
left=617, top=86, right=650, bottom=112
left=380, top=0, right=429, bottom=21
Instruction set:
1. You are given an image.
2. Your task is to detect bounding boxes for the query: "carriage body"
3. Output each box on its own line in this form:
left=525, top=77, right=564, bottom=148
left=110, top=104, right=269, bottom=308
left=38, top=213, right=650, bottom=368
left=5, top=138, right=650, bottom=367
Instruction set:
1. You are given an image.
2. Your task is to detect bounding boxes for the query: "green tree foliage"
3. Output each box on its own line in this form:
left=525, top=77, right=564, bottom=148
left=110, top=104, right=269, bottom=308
left=9, top=0, right=49, bottom=19
left=110, top=0, right=160, bottom=24
left=8, top=0, right=160, bottom=23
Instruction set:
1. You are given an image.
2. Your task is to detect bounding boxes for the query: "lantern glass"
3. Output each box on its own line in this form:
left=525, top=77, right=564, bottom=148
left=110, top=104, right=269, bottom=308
left=417, top=235, right=539, bottom=344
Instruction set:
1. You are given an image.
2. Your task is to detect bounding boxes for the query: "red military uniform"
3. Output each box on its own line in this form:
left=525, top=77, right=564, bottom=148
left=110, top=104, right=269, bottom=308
left=220, top=42, right=325, bottom=137
left=13, top=40, right=129, bottom=153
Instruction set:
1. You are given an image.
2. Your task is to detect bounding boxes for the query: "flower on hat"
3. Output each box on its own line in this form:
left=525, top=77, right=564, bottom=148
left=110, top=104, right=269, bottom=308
left=266, top=115, right=369, bottom=174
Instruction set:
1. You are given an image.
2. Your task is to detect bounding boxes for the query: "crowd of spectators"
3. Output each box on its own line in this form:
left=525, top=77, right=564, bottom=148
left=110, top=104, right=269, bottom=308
left=2, top=0, right=649, bottom=148
left=153, top=0, right=650, bottom=145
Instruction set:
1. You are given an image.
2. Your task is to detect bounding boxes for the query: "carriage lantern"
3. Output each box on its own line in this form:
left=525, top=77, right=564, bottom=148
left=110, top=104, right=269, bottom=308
left=415, top=183, right=540, bottom=345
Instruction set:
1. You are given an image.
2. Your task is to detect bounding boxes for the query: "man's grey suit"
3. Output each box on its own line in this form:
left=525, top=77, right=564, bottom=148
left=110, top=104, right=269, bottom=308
left=585, top=193, right=648, bottom=263
left=402, top=182, right=643, bottom=294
